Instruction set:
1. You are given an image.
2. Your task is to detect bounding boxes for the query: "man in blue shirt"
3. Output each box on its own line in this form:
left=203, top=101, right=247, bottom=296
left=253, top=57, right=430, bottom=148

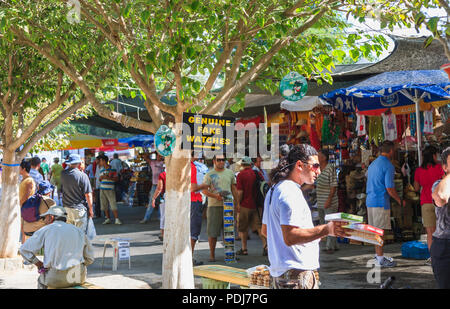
left=366, top=141, right=405, bottom=267
left=29, top=156, right=44, bottom=187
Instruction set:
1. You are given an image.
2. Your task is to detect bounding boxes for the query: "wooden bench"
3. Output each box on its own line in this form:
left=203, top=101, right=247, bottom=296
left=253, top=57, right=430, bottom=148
left=48, top=282, right=103, bottom=289
left=193, top=265, right=250, bottom=289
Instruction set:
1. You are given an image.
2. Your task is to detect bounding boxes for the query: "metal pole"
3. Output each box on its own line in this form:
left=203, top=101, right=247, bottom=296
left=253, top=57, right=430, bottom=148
left=414, top=97, right=422, bottom=166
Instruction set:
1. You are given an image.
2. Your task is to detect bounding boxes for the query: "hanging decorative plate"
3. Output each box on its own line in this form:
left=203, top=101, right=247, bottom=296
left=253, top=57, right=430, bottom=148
left=279, top=72, right=308, bottom=101
left=154, top=125, right=176, bottom=157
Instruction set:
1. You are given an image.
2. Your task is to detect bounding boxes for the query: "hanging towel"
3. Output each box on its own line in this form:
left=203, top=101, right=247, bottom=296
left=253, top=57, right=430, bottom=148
left=423, top=110, right=433, bottom=134
left=356, top=114, right=367, bottom=136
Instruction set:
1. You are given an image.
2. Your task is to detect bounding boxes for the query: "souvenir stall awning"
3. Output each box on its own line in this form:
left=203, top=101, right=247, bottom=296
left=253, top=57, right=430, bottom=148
left=280, top=96, right=329, bottom=112
left=118, top=134, right=154, bottom=148
left=65, top=134, right=118, bottom=149
left=319, top=70, right=450, bottom=165
left=319, top=70, right=450, bottom=115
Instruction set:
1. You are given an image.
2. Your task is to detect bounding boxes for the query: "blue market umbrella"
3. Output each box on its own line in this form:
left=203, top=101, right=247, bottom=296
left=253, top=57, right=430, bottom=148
left=319, top=70, right=450, bottom=165
left=118, top=135, right=154, bottom=148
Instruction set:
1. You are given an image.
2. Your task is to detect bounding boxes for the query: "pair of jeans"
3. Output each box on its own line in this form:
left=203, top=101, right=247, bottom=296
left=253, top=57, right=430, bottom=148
left=431, top=237, right=450, bottom=289
left=143, top=185, right=160, bottom=222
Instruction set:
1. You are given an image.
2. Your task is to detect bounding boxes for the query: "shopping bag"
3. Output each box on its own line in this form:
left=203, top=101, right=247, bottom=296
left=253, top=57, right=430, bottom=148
left=86, top=217, right=97, bottom=241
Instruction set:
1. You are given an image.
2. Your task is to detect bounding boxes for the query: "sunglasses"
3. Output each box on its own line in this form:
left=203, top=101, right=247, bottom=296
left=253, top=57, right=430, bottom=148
left=215, top=158, right=226, bottom=162
left=302, top=162, right=320, bottom=170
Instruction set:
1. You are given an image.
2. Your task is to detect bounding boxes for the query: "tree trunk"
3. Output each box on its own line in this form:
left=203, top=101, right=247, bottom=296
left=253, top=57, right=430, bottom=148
left=161, top=119, right=194, bottom=289
left=0, top=149, right=21, bottom=258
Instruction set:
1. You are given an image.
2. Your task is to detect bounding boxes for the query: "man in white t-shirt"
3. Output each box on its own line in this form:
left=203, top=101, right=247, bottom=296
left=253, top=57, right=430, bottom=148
left=262, top=144, right=348, bottom=289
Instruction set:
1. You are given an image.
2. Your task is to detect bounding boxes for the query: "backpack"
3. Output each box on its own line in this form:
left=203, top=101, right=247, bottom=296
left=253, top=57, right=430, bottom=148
left=21, top=194, right=43, bottom=223
left=253, top=169, right=270, bottom=209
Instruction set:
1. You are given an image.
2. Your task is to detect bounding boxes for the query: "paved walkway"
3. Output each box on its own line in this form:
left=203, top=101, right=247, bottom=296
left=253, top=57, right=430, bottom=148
left=0, top=202, right=437, bottom=289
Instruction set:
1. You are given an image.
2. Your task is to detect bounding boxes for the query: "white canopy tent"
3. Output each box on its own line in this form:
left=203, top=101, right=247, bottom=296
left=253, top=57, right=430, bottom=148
left=280, top=96, right=329, bottom=112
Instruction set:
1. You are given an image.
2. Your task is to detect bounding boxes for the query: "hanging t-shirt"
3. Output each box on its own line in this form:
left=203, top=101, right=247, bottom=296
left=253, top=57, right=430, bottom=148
left=423, top=110, right=433, bottom=134
left=382, top=113, right=397, bottom=141
left=356, top=114, right=366, bottom=136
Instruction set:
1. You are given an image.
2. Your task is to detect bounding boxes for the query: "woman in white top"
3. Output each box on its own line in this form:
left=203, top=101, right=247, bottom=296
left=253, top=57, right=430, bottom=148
left=261, top=144, right=347, bottom=289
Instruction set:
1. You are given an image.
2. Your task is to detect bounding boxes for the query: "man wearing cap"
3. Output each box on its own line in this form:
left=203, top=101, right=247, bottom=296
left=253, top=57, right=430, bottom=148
left=60, top=154, right=94, bottom=233
left=21, top=181, right=57, bottom=243
left=19, top=206, right=95, bottom=289
left=236, top=156, right=267, bottom=256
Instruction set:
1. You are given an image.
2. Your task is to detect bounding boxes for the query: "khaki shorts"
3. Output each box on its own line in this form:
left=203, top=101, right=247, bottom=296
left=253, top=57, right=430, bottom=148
left=207, top=206, right=223, bottom=238
left=238, top=207, right=262, bottom=233
left=421, top=203, right=437, bottom=228
left=367, top=207, right=391, bottom=230
left=100, top=190, right=117, bottom=211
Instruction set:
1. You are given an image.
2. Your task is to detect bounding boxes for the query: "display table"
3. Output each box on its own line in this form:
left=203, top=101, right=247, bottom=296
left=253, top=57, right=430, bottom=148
left=193, top=265, right=250, bottom=289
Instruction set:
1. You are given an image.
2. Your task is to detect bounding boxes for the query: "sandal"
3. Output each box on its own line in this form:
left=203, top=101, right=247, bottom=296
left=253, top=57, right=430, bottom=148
left=236, top=249, right=248, bottom=255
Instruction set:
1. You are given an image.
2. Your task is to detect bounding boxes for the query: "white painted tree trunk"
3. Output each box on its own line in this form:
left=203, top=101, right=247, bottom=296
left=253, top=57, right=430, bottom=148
left=161, top=121, right=195, bottom=289
left=0, top=150, right=21, bottom=258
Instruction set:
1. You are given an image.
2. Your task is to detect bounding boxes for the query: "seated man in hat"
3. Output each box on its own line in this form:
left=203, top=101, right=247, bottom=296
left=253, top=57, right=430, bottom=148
left=19, top=206, right=95, bottom=289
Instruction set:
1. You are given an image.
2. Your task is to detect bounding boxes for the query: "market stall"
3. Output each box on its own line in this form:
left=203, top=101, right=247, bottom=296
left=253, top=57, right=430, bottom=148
left=317, top=70, right=450, bottom=242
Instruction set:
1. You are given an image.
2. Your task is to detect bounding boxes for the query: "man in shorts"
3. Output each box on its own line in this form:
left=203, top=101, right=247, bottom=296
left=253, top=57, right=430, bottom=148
left=366, top=141, right=405, bottom=267
left=202, top=154, right=238, bottom=262
left=236, top=156, right=267, bottom=256
left=97, top=154, right=122, bottom=225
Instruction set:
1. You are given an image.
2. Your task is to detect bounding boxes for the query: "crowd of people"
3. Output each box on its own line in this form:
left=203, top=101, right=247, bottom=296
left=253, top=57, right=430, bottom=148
left=15, top=141, right=450, bottom=289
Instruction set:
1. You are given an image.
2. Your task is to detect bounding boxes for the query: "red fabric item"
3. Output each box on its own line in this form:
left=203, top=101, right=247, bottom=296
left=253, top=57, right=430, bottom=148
left=235, top=116, right=262, bottom=130
left=310, top=124, right=320, bottom=151
left=414, top=164, right=444, bottom=205
left=159, top=171, right=166, bottom=195
left=190, top=162, right=202, bottom=203
left=236, top=167, right=257, bottom=209
left=92, top=160, right=97, bottom=175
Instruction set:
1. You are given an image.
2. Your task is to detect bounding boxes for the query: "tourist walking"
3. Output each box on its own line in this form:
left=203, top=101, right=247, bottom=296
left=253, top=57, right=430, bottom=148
left=29, top=156, right=44, bottom=187
left=110, top=153, right=123, bottom=201
left=366, top=141, right=405, bottom=267
left=262, top=144, right=347, bottom=289
left=430, top=146, right=450, bottom=289
left=202, top=154, right=238, bottom=262
left=140, top=153, right=164, bottom=223
left=414, top=145, right=444, bottom=261
left=151, top=169, right=166, bottom=241
left=97, top=154, right=122, bottom=225
left=60, top=154, right=94, bottom=232
left=236, top=156, right=267, bottom=256
left=49, top=157, right=63, bottom=204
left=19, top=206, right=95, bottom=289
left=316, top=149, right=339, bottom=254
left=40, top=158, right=50, bottom=181
left=190, top=153, right=210, bottom=266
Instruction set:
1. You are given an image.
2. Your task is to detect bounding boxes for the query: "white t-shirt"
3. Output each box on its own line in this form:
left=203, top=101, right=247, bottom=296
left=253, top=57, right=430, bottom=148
left=262, top=180, right=320, bottom=277
left=382, top=113, right=397, bottom=141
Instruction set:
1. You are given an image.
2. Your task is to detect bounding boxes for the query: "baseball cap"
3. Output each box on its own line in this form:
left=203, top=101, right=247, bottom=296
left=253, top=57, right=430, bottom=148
left=38, top=181, right=55, bottom=195
left=40, top=206, right=67, bottom=218
left=65, top=153, right=82, bottom=164
left=240, top=156, right=252, bottom=165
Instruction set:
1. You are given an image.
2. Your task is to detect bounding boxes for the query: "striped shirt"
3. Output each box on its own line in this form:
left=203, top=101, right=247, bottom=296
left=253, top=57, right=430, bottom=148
left=315, top=164, right=338, bottom=209
left=99, top=167, right=117, bottom=190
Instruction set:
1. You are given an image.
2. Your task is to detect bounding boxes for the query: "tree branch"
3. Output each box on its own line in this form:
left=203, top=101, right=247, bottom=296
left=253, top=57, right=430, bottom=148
left=202, top=5, right=331, bottom=115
